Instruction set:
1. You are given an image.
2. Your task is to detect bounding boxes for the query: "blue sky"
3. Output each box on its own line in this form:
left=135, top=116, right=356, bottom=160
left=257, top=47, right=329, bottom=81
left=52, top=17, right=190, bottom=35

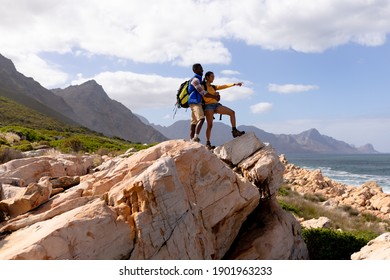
left=1, top=0, right=390, bottom=152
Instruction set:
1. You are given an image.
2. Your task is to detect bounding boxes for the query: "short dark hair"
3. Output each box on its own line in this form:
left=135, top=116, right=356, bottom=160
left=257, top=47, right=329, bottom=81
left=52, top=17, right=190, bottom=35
left=192, top=63, right=202, bottom=72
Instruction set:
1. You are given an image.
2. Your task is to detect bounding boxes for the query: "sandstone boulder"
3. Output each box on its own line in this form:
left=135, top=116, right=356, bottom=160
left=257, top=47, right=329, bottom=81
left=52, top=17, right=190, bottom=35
left=238, top=144, right=284, bottom=198
left=301, top=216, right=332, bottom=229
left=214, top=132, right=264, bottom=165
left=351, top=232, right=390, bottom=260
left=0, top=199, right=133, bottom=259
left=0, top=140, right=261, bottom=259
left=0, top=154, right=96, bottom=185
left=0, top=177, right=52, bottom=218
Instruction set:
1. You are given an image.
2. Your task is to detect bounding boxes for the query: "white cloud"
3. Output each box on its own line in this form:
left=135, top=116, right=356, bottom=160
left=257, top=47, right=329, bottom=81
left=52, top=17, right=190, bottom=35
left=250, top=102, right=273, bottom=114
left=268, top=84, right=319, bottom=94
left=224, top=0, right=390, bottom=52
left=9, top=53, right=69, bottom=88
left=2, top=0, right=390, bottom=88
left=2, top=0, right=390, bottom=66
left=72, top=71, right=184, bottom=110
left=210, top=77, right=254, bottom=102
left=220, top=70, right=240, bottom=76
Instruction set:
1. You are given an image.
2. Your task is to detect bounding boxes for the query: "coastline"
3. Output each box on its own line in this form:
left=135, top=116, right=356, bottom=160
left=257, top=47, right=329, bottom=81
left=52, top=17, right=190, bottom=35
left=280, top=154, right=390, bottom=221
left=284, top=153, right=390, bottom=194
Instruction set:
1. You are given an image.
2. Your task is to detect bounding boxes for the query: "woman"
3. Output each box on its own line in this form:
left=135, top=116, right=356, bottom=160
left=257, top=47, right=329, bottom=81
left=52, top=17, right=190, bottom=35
left=202, top=71, right=245, bottom=149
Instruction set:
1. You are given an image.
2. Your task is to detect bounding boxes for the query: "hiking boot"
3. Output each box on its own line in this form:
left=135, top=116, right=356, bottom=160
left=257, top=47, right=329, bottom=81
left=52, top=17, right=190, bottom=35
left=232, top=128, right=245, bottom=138
left=206, top=141, right=215, bottom=150
left=191, top=136, right=200, bottom=142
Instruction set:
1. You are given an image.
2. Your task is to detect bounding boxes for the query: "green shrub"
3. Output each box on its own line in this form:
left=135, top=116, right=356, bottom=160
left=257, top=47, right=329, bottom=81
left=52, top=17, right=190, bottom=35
left=278, top=185, right=290, bottom=196
left=61, top=137, right=86, bottom=153
left=279, top=200, right=301, bottom=216
left=0, top=138, right=8, bottom=145
left=361, top=212, right=381, bottom=223
left=0, top=147, right=24, bottom=163
left=13, top=142, right=33, bottom=152
left=302, top=228, right=375, bottom=260
left=0, top=126, right=48, bottom=142
left=341, top=205, right=360, bottom=216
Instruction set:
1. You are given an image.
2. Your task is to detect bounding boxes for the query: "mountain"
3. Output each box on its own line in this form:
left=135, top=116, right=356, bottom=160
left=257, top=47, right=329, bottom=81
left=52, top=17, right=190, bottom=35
left=0, top=53, right=167, bottom=144
left=52, top=80, right=167, bottom=143
left=151, top=120, right=379, bottom=154
left=0, top=54, right=79, bottom=126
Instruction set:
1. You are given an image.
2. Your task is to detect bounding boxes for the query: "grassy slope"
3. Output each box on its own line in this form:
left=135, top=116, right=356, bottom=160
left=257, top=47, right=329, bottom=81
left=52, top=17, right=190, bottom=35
left=0, top=95, right=156, bottom=155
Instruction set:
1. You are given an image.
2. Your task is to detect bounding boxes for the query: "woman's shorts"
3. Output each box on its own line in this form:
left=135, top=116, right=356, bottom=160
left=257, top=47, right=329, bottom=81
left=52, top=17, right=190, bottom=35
left=204, top=103, right=221, bottom=111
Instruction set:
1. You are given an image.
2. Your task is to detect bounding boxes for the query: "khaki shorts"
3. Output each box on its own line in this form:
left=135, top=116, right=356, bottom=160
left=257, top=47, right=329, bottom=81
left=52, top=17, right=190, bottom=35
left=190, top=103, right=205, bottom=125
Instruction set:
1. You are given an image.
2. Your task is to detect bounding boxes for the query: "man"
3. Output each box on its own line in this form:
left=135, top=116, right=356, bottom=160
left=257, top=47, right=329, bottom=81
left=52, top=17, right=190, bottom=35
left=187, top=63, right=218, bottom=142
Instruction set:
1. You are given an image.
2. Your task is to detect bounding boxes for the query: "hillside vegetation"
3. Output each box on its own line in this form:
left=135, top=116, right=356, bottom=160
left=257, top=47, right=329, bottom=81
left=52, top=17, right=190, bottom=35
left=277, top=185, right=389, bottom=259
left=0, top=95, right=156, bottom=162
left=0, top=95, right=75, bottom=131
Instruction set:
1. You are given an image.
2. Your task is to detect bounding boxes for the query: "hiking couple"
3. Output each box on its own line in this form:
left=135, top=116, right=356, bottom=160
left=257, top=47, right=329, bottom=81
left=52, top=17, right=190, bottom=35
left=188, top=63, right=245, bottom=149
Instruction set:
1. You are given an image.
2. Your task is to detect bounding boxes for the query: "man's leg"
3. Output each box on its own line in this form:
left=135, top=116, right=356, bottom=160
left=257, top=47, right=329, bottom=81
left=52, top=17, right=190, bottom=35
left=191, top=104, right=205, bottom=142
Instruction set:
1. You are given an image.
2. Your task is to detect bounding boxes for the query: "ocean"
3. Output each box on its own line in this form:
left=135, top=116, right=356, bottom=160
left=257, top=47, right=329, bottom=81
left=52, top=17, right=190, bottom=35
left=284, top=153, right=390, bottom=194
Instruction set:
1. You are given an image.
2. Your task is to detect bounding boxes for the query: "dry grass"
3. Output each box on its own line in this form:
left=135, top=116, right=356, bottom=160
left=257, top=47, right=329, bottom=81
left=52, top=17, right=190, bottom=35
left=277, top=185, right=390, bottom=235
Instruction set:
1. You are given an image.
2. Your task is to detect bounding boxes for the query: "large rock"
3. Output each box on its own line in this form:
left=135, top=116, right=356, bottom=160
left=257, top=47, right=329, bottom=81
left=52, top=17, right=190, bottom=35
left=214, top=132, right=264, bottom=165
left=0, top=177, right=52, bottom=218
left=0, top=154, right=96, bottom=185
left=225, top=199, right=308, bottom=260
left=301, top=217, right=332, bottom=229
left=351, top=232, right=390, bottom=260
left=0, top=199, right=133, bottom=259
left=238, top=144, right=284, bottom=199
left=0, top=140, right=260, bottom=259
left=0, top=137, right=308, bottom=260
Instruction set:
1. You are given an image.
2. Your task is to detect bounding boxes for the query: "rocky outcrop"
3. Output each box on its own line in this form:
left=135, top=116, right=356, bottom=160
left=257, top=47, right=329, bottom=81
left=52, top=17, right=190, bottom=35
left=282, top=155, right=390, bottom=220
left=351, top=232, right=390, bottom=260
left=0, top=134, right=308, bottom=260
left=301, top=217, right=332, bottom=229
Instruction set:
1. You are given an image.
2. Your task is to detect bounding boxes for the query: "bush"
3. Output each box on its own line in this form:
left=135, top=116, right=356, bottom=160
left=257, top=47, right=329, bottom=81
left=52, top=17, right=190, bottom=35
left=279, top=200, right=301, bottom=216
left=13, top=142, right=34, bottom=152
left=0, top=147, right=24, bottom=163
left=302, top=228, right=375, bottom=260
left=303, top=193, right=327, bottom=203
left=278, top=185, right=290, bottom=196
left=61, top=137, right=86, bottom=153
left=0, top=126, right=48, bottom=142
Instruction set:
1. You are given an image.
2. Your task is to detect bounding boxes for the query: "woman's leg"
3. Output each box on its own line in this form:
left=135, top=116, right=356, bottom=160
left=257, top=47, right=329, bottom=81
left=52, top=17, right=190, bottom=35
left=215, top=105, right=236, bottom=127
left=215, top=105, right=245, bottom=137
left=205, top=109, right=214, bottom=142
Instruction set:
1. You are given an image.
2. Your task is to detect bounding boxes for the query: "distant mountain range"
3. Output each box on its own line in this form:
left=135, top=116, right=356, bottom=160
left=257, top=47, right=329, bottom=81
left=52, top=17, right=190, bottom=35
left=142, top=119, right=379, bottom=154
left=0, top=53, right=379, bottom=153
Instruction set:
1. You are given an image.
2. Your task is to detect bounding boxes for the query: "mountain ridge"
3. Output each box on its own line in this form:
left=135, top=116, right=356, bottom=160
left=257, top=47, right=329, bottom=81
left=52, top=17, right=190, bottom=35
left=0, top=54, right=79, bottom=126
left=148, top=120, right=379, bottom=154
